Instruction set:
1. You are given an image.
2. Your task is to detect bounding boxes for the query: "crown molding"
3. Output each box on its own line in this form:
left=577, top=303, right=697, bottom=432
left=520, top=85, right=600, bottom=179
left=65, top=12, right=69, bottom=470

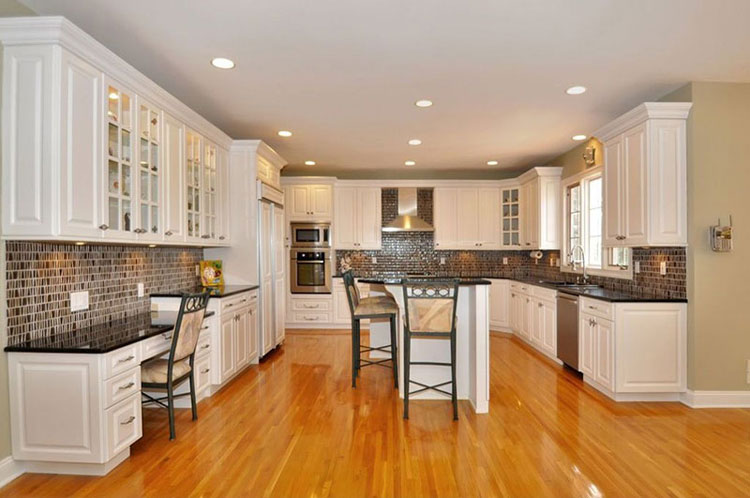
left=0, top=16, right=233, bottom=149
left=594, top=102, right=693, bottom=142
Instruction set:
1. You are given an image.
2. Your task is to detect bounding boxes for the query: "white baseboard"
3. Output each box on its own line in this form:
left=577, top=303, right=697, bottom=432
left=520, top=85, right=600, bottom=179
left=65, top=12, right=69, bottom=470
left=680, top=390, right=750, bottom=408
left=0, top=455, right=24, bottom=489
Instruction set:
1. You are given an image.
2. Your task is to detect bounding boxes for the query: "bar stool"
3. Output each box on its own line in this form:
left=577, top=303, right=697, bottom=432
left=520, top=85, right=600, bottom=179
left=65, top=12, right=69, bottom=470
left=401, top=279, right=460, bottom=420
left=342, top=270, right=399, bottom=388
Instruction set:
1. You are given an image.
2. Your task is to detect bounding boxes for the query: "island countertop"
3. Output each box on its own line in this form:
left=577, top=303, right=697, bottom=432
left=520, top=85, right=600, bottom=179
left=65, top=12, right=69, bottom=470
left=348, top=277, right=491, bottom=286
left=150, top=284, right=258, bottom=298
left=4, top=310, right=215, bottom=354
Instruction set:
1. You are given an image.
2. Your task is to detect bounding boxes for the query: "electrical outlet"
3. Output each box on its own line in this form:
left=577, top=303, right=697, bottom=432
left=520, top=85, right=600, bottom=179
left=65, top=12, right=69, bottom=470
left=660, top=261, right=667, bottom=275
left=503, top=257, right=508, bottom=265
left=634, top=261, right=641, bottom=274
left=195, top=264, right=200, bottom=277
left=549, top=257, right=555, bottom=267
left=70, top=291, right=89, bottom=312
left=440, top=257, right=446, bottom=265
left=372, top=256, right=377, bottom=264
left=137, top=283, right=144, bottom=298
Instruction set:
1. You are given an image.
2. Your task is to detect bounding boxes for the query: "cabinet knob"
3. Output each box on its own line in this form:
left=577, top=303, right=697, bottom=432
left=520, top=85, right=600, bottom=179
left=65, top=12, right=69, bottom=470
left=118, top=355, right=135, bottom=363
left=219, top=236, right=226, bottom=240
left=201, top=368, right=210, bottom=374
left=99, top=224, right=109, bottom=231
left=538, top=303, right=543, bottom=308
left=165, top=230, right=174, bottom=236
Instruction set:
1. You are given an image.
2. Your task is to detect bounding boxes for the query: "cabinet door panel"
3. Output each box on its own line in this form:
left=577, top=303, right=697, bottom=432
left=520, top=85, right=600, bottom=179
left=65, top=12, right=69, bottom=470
left=623, top=124, right=647, bottom=245
left=59, top=50, right=101, bottom=238
left=334, top=187, right=358, bottom=249
left=162, top=112, right=184, bottom=240
left=595, top=318, right=615, bottom=391
left=311, top=185, right=332, bottom=218
left=434, top=188, right=457, bottom=249
left=579, top=313, right=595, bottom=377
left=456, top=188, right=479, bottom=248
left=234, top=312, right=248, bottom=370
left=289, top=185, right=310, bottom=219
left=540, top=298, right=556, bottom=356
left=219, top=316, right=235, bottom=382
left=489, top=280, right=509, bottom=330
left=217, top=146, right=230, bottom=243
left=273, top=206, right=287, bottom=343
left=477, top=188, right=501, bottom=249
left=603, top=136, right=623, bottom=246
left=358, top=187, right=381, bottom=249
left=248, top=306, right=259, bottom=360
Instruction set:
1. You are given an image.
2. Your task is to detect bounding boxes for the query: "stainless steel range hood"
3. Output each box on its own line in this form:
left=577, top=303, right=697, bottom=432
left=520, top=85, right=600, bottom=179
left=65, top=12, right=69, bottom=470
left=381, top=188, right=434, bottom=232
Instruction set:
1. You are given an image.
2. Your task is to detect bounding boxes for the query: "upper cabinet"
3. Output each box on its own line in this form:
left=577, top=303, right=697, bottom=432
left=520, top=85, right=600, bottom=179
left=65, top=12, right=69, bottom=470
left=501, top=187, right=521, bottom=248
left=434, top=187, right=500, bottom=250
left=596, top=103, right=691, bottom=247
left=286, top=184, right=333, bottom=221
left=519, top=167, right=562, bottom=250
left=333, top=187, right=381, bottom=250
left=0, top=17, right=232, bottom=247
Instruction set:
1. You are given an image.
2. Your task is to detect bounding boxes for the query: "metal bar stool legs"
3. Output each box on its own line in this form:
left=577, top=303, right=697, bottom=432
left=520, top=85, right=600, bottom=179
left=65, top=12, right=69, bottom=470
left=351, top=313, right=398, bottom=388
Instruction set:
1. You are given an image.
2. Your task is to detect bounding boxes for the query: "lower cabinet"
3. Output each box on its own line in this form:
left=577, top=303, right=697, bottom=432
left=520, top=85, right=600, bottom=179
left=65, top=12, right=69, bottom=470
left=507, top=281, right=557, bottom=361
left=285, top=279, right=369, bottom=328
left=217, top=302, right=258, bottom=385
left=489, top=279, right=510, bottom=331
left=579, top=310, right=614, bottom=392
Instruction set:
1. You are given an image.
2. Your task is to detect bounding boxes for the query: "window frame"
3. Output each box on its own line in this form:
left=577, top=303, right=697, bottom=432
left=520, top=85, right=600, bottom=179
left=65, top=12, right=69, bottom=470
left=561, top=165, right=633, bottom=280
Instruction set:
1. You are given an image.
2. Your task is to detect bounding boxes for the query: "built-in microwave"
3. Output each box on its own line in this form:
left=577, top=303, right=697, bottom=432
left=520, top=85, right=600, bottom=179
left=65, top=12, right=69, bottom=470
left=291, top=223, right=331, bottom=248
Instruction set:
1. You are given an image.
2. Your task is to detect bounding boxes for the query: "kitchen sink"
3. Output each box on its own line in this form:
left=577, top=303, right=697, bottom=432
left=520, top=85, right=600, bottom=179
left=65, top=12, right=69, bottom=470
left=539, top=280, right=602, bottom=291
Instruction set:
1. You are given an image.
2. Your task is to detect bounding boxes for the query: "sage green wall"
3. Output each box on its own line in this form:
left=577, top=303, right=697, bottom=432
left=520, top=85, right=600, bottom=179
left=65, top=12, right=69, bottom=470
left=662, top=82, right=750, bottom=391
left=0, top=0, right=36, bottom=463
left=549, top=138, right=604, bottom=179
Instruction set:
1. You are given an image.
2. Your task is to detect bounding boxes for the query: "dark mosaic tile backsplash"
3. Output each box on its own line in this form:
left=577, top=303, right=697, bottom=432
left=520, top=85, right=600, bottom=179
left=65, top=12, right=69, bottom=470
left=336, top=188, right=687, bottom=300
left=5, top=242, right=202, bottom=342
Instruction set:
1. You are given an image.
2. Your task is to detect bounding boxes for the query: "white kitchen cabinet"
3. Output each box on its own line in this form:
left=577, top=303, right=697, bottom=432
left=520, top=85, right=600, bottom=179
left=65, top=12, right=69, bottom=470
left=334, top=187, right=382, bottom=250
left=579, top=312, right=596, bottom=378
left=216, top=145, right=231, bottom=244
left=489, top=279, right=510, bottom=331
left=596, top=102, right=692, bottom=247
left=219, top=314, right=236, bottom=383
left=537, top=297, right=557, bottom=358
left=286, top=184, right=333, bottom=221
left=579, top=310, right=614, bottom=392
left=273, top=205, right=287, bottom=345
left=434, top=187, right=501, bottom=250
left=518, top=167, right=561, bottom=250
left=0, top=18, right=232, bottom=247
left=501, top=187, right=521, bottom=248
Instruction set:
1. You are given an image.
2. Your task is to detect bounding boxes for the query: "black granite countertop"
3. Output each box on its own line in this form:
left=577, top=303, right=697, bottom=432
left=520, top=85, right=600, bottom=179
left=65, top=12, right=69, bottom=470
left=510, top=277, right=687, bottom=303
left=4, top=310, right=215, bottom=354
left=357, top=277, right=491, bottom=286
left=150, top=284, right=259, bottom=298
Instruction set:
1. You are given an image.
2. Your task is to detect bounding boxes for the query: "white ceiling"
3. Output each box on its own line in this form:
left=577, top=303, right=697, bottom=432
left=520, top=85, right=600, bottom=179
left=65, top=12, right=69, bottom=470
left=18, top=0, right=750, bottom=175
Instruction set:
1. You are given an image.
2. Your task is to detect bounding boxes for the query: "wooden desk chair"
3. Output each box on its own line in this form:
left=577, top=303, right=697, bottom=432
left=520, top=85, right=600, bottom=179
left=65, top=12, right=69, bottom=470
left=401, top=279, right=460, bottom=420
left=141, top=291, right=210, bottom=440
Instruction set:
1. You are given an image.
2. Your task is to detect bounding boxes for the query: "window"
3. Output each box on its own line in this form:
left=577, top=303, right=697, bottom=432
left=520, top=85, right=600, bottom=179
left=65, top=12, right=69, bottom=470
left=563, top=167, right=631, bottom=278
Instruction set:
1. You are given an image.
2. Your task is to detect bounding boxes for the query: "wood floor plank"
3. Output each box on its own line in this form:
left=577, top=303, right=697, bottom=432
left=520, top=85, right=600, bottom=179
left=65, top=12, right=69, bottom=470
left=2, top=331, right=750, bottom=497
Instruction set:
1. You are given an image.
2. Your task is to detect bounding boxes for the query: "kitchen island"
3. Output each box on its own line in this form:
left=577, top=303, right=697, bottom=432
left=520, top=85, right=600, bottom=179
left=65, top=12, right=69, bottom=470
left=359, top=277, right=491, bottom=414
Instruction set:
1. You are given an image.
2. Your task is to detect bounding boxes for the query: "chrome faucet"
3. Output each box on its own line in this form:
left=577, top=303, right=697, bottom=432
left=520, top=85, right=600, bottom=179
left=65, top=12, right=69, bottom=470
left=568, top=244, right=589, bottom=284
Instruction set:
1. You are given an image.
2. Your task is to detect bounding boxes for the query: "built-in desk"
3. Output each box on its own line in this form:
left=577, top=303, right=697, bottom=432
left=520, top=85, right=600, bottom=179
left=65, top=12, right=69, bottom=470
left=4, top=310, right=215, bottom=476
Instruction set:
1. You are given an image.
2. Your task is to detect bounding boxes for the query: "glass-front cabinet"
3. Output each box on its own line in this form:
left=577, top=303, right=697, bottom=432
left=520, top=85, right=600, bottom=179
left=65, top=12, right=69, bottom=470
left=103, top=82, right=135, bottom=239
left=186, top=130, right=204, bottom=241
left=501, top=187, right=521, bottom=248
left=136, top=99, right=161, bottom=240
left=203, top=141, right=218, bottom=241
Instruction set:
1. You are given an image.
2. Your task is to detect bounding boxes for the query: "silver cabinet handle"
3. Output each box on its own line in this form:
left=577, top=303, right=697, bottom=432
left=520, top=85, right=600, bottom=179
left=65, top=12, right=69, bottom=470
left=511, top=293, right=515, bottom=297
left=538, top=302, right=543, bottom=308
left=526, top=298, right=530, bottom=303
left=165, top=230, right=174, bottom=236
left=304, top=316, right=320, bottom=321
left=201, top=368, right=210, bottom=374
left=99, top=224, right=109, bottom=231
left=201, top=234, right=210, bottom=239
left=201, top=344, right=210, bottom=350
left=118, top=355, right=135, bottom=363
left=120, top=416, right=136, bottom=425
left=201, top=325, right=209, bottom=330
left=219, top=236, right=226, bottom=240
left=162, top=333, right=172, bottom=340
left=225, top=303, right=234, bottom=308
left=588, top=305, right=599, bottom=311
left=303, top=304, right=320, bottom=309
left=118, top=382, right=135, bottom=391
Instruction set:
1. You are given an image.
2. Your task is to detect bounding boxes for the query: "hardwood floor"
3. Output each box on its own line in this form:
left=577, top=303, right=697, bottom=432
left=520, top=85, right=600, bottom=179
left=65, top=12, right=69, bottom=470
left=3, top=331, right=750, bottom=497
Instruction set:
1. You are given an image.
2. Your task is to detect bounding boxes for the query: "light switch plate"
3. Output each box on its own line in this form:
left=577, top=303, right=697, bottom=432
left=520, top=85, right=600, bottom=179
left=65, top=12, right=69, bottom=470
left=70, top=291, right=89, bottom=312
left=503, top=257, right=508, bottom=265
left=195, top=264, right=200, bottom=277
left=372, top=256, right=377, bottom=264
left=137, top=283, right=144, bottom=298
left=634, top=261, right=641, bottom=274
left=440, top=257, right=446, bottom=265
left=660, top=261, right=667, bottom=275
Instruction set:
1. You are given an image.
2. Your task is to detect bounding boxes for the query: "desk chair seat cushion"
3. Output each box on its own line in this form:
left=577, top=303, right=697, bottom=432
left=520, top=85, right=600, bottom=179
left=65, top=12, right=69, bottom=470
left=141, top=357, right=192, bottom=384
left=408, top=298, right=454, bottom=333
left=354, top=296, right=398, bottom=317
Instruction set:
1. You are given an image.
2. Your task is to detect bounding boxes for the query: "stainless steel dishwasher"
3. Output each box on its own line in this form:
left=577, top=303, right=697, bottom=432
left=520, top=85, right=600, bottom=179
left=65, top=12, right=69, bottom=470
left=556, top=292, right=579, bottom=370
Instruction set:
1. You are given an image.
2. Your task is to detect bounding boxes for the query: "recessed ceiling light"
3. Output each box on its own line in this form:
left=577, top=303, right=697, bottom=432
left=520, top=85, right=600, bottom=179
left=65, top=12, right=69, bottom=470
left=148, top=244, right=157, bottom=248
left=211, top=57, right=235, bottom=69
left=566, top=86, right=587, bottom=95
left=108, top=92, right=119, bottom=100
left=408, top=139, right=422, bottom=146
left=487, top=160, right=498, bottom=166
left=572, top=134, right=587, bottom=141
left=415, top=100, right=433, bottom=108
left=404, top=160, right=416, bottom=166
left=75, top=241, right=86, bottom=246
left=277, top=130, right=292, bottom=137
left=305, top=160, right=316, bottom=166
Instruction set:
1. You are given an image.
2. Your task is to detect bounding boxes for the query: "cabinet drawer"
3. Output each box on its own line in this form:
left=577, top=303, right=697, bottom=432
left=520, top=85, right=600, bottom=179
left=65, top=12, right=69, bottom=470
left=104, top=344, right=141, bottom=380
left=105, top=392, right=142, bottom=460
left=141, top=331, right=173, bottom=361
left=196, top=330, right=212, bottom=357
left=292, top=311, right=331, bottom=324
left=580, top=297, right=614, bottom=321
left=221, top=291, right=256, bottom=314
left=510, top=281, right=530, bottom=293
left=195, top=354, right=212, bottom=395
left=291, top=298, right=332, bottom=312
left=103, top=367, right=141, bottom=409
left=531, top=285, right=557, bottom=301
